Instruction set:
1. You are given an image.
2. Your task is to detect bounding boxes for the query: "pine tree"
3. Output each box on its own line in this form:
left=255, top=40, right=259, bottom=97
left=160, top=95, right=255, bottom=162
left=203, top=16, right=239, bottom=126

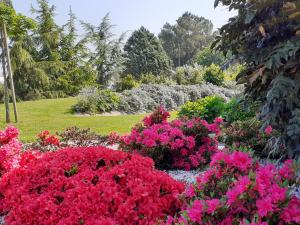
left=81, top=14, right=125, bottom=87
left=124, top=26, right=171, bottom=79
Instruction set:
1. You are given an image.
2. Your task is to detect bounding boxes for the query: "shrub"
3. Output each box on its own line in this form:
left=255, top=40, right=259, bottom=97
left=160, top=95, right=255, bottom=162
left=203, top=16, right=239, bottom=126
left=195, top=47, right=226, bottom=67
left=222, top=97, right=258, bottom=123
left=167, top=151, right=300, bottom=225
left=203, top=64, right=224, bottom=86
left=0, top=126, right=21, bottom=177
left=223, top=118, right=281, bottom=157
left=73, top=88, right=120, bottom=114
left=0, top=146, right=184, bottom=225
left=119, top=84, right=236, bottom=114
left=120, top=106, right=222, bottom=170
left=140, top=73, right=175, bottom=85
left=178, top=95, right=226, bottom=123
left=116, top=74, right=140, bottom=92
left=174, top=65, right=204, bottom=85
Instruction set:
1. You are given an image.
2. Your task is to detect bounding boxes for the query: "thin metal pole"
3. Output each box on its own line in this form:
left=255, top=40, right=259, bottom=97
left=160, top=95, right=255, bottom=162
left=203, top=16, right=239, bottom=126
left=0, top=28, right=10, bottom=123
left=2, top=22, right=18, bottom=122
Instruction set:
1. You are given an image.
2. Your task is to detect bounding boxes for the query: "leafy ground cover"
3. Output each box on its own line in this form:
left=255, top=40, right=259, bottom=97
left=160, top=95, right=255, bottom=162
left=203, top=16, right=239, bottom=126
left=0, top=98, right=176, bottom=142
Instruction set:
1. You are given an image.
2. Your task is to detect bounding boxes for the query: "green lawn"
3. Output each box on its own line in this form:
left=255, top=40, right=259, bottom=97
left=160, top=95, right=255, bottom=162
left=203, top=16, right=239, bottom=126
left=0, top=97, right=177, bottom=143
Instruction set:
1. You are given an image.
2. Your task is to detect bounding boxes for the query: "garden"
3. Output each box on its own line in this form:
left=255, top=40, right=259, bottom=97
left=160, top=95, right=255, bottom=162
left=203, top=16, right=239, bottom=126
left=0, top=0, right=300, bottom=224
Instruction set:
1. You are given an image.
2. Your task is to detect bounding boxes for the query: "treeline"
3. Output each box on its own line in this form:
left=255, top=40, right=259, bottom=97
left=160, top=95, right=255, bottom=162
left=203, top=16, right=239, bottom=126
left=5, top=0, right=227, bottom=100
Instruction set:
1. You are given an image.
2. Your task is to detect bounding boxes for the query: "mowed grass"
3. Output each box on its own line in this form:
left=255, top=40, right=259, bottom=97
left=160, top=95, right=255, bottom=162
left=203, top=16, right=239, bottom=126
left=0, top=97, right=177, bottom=143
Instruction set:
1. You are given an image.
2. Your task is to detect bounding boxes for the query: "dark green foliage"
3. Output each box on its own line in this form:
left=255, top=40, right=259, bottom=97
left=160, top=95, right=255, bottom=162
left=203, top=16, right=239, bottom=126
left=195, top=47, right=226, bottom=67
left=159, top=12, right=214, bottom=67
left=203, top=64, right=224, bottom=86
left=178, top=95, right=225, bottom=123
left=214, top=0, right=300, bottom=159
left=124, top=26, right=171, bottom=78
left=222, top=97, right=258, bottom=123
left=223, top=118, right=279, bottom=157
left=116, top=75, right=139, bottom=92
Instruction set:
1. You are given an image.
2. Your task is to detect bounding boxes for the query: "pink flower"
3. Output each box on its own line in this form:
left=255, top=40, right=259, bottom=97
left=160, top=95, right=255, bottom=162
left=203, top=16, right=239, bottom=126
left=214, top=117, right=224, bottom=124
left=187, top=200, right=203, bottom=223
left=165, top=216, right=174, bottom=225
left=229, top=151, right=252, bottom=172
left=205, top=199, right=220, bottom=214
left=226, top=176, right=251, bottom=205
left=185, top=184, right=195, bottom=198
left=280, top=197, right=300, bottom=223
left=256, top=197, right=274, bottom=217
left=264, top=125, right=273, bottom=135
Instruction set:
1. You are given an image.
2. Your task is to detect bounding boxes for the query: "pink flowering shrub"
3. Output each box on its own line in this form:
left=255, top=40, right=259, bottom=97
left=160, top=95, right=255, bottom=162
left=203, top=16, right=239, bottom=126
left=0, top=146, right=185, bottom=225
left=167, top=151, right=300, bottom=225
left=120, top=106, right=222, bottom=170
left=0, top=126, right=22, bottom=176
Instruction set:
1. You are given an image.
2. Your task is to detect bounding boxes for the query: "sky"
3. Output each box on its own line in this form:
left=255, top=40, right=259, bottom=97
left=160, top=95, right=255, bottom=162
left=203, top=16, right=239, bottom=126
left=13, top=0, right=236, bottom=37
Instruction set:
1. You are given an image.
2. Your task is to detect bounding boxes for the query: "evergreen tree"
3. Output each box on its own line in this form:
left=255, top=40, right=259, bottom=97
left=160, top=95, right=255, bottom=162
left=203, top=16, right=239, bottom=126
left=58, top=7, right=95, bottom=95
left=31, top=0, right=66, bottom=97
left=159, top=12, right=214, bottom=67
left=124, top=26, right=171, bottom=78
left=81, top=14, right=125, bottom=87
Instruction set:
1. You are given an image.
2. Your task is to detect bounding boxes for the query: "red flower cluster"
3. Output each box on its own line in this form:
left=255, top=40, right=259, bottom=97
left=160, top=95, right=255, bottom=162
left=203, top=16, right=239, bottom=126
left=120, top=107, right=221, bottom=170
left=37, top=130, right=60, bottom=146
left=0, top=146, right=184, bottom=225
left=168, top=151, right=300, bottom=225
left=0, top=126, right=21, bottom=176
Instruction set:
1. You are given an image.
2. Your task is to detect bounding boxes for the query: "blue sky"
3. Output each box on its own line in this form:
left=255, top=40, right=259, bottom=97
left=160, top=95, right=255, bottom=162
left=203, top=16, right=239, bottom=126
left=13, top=0, right=236, bottom=37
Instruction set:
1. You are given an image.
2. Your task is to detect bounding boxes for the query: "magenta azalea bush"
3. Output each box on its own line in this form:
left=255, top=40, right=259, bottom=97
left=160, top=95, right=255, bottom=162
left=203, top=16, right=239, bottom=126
left=167, top=151, right=300, bottom=225
left=120, top=106, right=222, bottom=170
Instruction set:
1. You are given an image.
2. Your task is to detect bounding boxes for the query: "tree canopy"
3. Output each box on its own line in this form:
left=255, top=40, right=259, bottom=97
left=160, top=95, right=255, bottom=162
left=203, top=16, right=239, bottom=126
left=159, top=12, right=214, bottom=67
left=214, top=0, right=300, bottom=158
left=124, top=26, right=171, bottom=78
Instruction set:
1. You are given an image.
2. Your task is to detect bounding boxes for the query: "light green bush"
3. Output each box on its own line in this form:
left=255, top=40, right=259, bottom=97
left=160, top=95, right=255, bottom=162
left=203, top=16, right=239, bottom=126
left=203, top=64, right=224, bottom=86
left=178, top=95, right=226, bottom=123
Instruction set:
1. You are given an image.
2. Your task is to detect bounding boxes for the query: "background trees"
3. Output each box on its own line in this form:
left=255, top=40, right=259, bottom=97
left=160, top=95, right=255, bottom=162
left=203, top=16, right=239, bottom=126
left=82, top=14, right=125, bottom=87
left=214, top=0, right=300, bottom=158
left=159, top=12, right=214, bottom=67
left=124, top=26, right=171, bottom=79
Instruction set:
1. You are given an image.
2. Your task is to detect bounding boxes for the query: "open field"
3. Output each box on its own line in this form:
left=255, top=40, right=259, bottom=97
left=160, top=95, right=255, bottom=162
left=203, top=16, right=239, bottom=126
left=0, top=97, right=176, bottom=142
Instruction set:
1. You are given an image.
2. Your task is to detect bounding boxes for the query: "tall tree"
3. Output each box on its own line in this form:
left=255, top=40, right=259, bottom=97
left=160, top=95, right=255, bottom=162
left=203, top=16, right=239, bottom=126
left=159, top=12, right=214, bottom=67
left=124, top=26, right=171, bottom=78
left=81, top=14, right=125, bottom=87
left=31, top=0, right=66, bottom=96
left=214, top=0, right=300, bottom=158
left=58, top=7, right=95, bottom=95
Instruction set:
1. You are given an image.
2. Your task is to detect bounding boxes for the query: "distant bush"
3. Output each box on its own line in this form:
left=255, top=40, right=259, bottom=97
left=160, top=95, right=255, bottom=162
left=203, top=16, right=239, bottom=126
left=140, top=73, right=175, bottom=85
left=116, top=74, right=140, bottom=92
left=174, top=65, right=204, bottom=85
left=73, top=83, right=237, bottom=114
left=195, top=47, right=226, bottom=67
left=203, top=64, right=224, bottom=86
left=119, top=84, right=235, bottom=114
left=222, top=97, right=258, bottom=123
left=224, top=64, right=245, bottom=81
left=178, top=95, right=226, bottom=123
left=72, top=88, right=120, bottom=114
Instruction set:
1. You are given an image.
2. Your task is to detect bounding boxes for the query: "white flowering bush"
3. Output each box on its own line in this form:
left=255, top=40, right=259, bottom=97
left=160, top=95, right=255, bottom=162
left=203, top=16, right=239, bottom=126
left=73, top=84, right=239, bottom=114
left=119, top=84, right=237, bottom=113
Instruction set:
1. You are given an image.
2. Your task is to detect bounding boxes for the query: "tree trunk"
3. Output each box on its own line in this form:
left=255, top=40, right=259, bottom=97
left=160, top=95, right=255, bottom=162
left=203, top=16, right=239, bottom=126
left=0, top=28, right=10, bottom=123
left=2, top=22, right=18, bottom=122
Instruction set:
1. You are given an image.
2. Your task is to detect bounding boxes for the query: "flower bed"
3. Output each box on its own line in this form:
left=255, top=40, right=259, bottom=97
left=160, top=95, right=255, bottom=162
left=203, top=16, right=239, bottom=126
left=119, top=106, right=222, bottom=170
left=0, top=126, right=21, bottom=177
left=167, top=151, right=300, bottom=225
left=0, top=146, right=184, bottom=225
